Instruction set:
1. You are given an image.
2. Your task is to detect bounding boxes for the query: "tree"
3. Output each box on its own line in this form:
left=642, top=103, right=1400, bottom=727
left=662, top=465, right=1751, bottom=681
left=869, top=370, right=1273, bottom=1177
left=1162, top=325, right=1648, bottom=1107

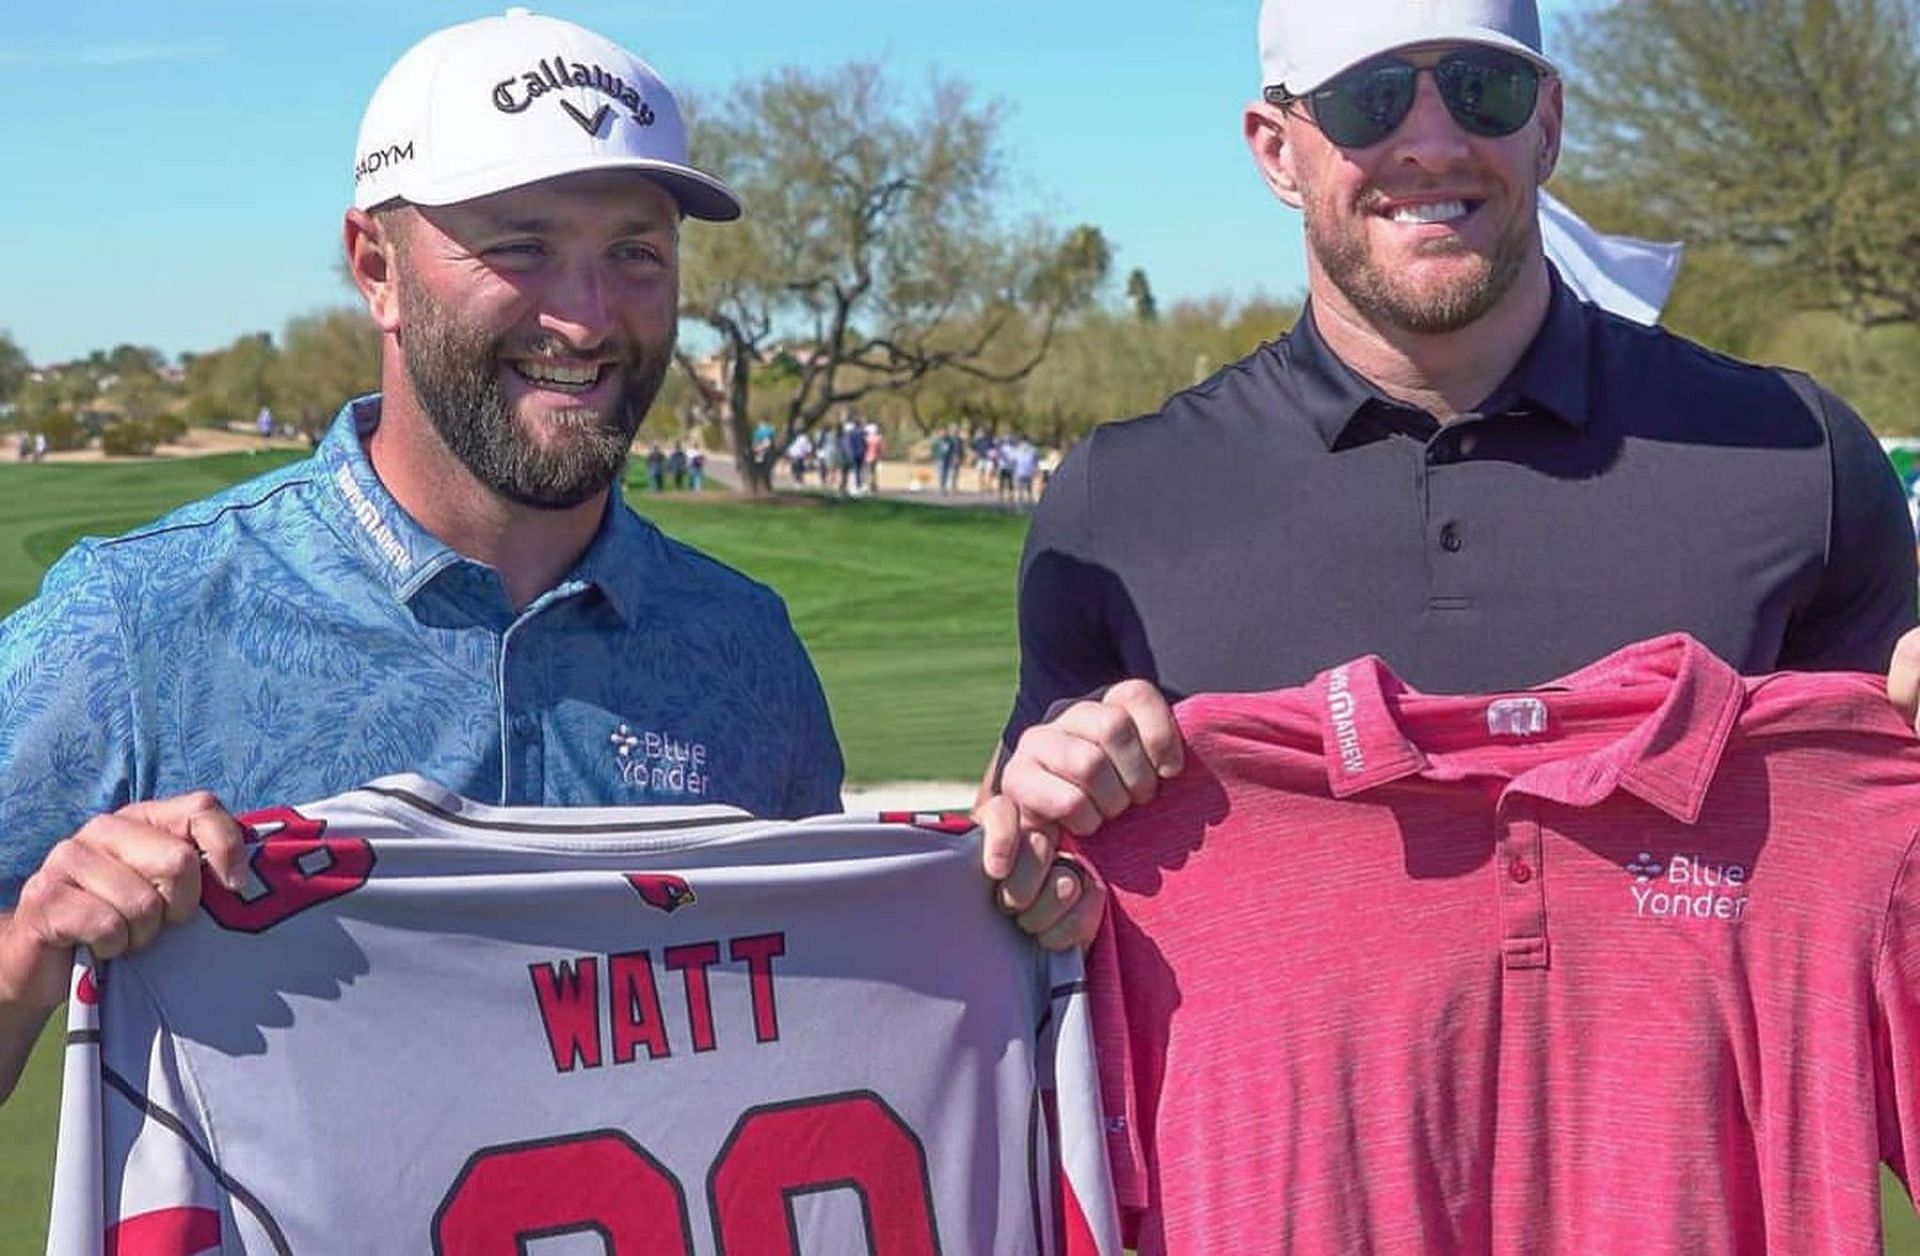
left=1557, top=0, right=1920, bottom=328
left=270, top=308, right=381, bottom=439
left=181, top=332, right=278, bottom=428
left=104, top=343, right=167, bottom=380
left=0, top=331, right=29, bottom=408
left=1019, top=294, right=1299, bottom=443
left=1125, top=269, right=1159, bottom=322
left=680, top=64, right=1109, bottom=492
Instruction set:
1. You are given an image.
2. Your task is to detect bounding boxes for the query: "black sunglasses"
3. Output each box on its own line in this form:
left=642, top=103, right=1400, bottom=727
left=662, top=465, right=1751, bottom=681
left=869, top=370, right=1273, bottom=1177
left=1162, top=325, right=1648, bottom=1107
left=1264, top=48, right=1543, bottom=149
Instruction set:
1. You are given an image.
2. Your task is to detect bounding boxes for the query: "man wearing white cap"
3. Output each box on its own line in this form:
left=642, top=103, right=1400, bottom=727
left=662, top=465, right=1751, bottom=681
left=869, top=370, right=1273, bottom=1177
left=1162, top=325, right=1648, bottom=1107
left=982, top=1, right=1915, bottom=936
left=0, top=10, right=848, bottom=1099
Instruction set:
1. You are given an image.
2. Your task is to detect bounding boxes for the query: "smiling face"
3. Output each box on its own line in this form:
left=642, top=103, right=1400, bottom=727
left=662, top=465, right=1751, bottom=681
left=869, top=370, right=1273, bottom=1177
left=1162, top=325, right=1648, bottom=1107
left=1250, top=43, right=1562, bottom=336
left=378, top=169, right=681, bottom=510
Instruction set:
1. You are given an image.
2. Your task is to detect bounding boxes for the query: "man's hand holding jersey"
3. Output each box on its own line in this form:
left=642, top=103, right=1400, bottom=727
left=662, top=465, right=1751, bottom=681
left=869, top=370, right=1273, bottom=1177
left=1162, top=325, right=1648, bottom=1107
left=978, top=679, right=1186, bottom=951
left=0, top=793, right=247, bottom=1100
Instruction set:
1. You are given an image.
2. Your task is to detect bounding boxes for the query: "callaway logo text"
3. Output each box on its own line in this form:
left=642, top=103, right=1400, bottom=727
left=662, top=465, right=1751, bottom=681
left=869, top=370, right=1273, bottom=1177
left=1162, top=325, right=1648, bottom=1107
left=492, top=56, right=658, bottom=134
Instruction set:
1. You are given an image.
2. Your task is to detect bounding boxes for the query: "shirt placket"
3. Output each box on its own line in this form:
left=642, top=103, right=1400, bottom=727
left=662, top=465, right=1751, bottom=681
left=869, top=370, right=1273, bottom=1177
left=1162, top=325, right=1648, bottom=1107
left=498, top=611, right=547, bottom=805
left=1491, top=791, right=1553, bottom=1247
left=1422, top=419, right=1479, bottom=614
left=1495, top=794, right=1549, bottom=969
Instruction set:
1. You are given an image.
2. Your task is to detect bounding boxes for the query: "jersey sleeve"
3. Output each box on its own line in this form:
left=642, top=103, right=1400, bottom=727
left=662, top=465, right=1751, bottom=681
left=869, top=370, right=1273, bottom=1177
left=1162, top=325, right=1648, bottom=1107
left=1777, top=373, right=1918, bottom=673
left=48, top=950, right=226, bottom=1256
left=0, top=544, right=140, bottom=907
left=1002, top=436, right=1133, bottom=752
left=1040, top=947, right=1123, bottom=1256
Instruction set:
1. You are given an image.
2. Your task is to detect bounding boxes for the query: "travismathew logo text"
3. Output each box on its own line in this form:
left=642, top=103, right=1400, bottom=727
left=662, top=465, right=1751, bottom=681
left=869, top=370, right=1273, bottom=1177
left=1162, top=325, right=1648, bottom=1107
left=1326, top=666, right=1365, bottom=776
left=493, top=56, right=658, bottom=135
left=1627, top=851, right=1750, bottom=922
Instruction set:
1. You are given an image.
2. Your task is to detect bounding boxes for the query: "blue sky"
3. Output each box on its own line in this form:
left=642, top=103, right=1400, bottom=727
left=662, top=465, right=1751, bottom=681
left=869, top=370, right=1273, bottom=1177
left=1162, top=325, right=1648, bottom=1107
left=1, top=0, right=1583, bottom=365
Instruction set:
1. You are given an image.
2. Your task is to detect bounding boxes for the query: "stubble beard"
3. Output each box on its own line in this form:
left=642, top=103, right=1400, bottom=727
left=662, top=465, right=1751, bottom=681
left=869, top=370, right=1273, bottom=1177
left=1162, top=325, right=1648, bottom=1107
left=394, top=275, right=672, bottom=511
left=1307, top=181, right=1539, bottom=336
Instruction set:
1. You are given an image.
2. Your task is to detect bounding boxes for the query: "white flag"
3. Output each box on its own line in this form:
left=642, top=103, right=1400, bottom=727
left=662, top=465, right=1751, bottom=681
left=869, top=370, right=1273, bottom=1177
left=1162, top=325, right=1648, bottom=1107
left=1539, top=190, right=1685, bottom=325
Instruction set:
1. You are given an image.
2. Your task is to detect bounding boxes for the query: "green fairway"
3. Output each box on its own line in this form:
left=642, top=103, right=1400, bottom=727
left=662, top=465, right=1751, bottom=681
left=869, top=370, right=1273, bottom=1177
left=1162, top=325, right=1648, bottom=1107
left=2, top=454, right=1918, bottom=1250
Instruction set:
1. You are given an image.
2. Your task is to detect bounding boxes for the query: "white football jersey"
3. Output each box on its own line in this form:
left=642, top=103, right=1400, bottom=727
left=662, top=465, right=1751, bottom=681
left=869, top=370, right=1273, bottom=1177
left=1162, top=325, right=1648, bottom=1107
left=48, top=775, right=1119, bottom=1255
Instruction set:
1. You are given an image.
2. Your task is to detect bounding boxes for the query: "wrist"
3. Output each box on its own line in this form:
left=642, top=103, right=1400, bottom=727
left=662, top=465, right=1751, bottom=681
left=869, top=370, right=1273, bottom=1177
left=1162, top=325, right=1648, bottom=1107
left=0, top=914, right=67, bottom=1015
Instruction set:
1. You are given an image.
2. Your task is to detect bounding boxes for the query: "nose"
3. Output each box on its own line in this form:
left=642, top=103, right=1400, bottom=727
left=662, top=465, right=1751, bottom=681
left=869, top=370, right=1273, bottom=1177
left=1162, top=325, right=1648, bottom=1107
left=1387, top=73, right=1473, bottom=169
left=537, top=257, right=617, bottom=352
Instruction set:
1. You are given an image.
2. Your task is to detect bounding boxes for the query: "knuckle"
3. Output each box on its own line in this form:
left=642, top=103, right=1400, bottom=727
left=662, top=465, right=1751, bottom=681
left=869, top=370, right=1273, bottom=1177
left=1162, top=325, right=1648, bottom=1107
left=179, top=789, right=223, bottom=812
left=1014, top=723, right=1059, bottom=757
left=1108, top=678, right=1160, bottom=708
left=158, top=842, right=200, bottom=882
left=126, top=886, right=167, bottom=926
left=1059, top=739, right=1110, bottom=783
left=34, top=840, right=82, bottom=880
left=1085, top=704, right=1132, bottom=744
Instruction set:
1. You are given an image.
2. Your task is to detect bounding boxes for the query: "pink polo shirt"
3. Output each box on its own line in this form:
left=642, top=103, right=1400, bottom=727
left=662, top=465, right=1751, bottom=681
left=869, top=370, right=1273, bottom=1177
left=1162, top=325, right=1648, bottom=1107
left=1082, top=634, right=1920, bottom=1253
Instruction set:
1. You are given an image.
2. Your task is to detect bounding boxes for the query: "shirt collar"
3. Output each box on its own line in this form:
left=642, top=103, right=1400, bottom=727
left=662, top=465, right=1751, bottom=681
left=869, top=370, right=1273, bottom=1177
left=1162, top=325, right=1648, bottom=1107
left=315, top=396, right=464, bottom=603
left=1312, top=634, right=1744, bottom=824
left=572, top=495, right=653, bottom=625
left=1284, top=271, right=1596, bottom=450
left=315, top=394, right=651, bottom=623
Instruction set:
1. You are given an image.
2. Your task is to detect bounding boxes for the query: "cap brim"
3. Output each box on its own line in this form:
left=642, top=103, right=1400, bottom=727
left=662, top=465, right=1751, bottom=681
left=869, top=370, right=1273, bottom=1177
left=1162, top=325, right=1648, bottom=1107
left=1293, top=30, right=1558, bottom=93
left=382, top=156, right=742, bottom=221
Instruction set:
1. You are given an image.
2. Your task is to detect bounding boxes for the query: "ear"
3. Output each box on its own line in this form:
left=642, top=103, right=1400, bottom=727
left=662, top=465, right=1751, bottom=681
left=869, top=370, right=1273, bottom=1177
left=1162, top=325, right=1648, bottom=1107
left=343, top=207, right=406, bottom=334
left=1244, top=98, right=1307, bottom=211
left=1533, top=76, right=1564, bottom=184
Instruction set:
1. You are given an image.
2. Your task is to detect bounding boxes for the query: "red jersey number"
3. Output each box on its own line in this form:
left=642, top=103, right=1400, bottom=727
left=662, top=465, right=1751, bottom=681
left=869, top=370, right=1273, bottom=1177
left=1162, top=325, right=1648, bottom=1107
left=433, top=1092, right=938, bottom=1254
left=200, top=807, right=375, bottom=934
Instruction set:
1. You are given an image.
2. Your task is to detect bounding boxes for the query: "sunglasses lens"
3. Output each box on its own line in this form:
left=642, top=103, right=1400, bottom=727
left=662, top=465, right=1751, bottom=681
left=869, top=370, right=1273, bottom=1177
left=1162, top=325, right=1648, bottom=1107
left=1435, top=51, right=1540, bottom=137
left=1312, top=62, right=1417, bottom=148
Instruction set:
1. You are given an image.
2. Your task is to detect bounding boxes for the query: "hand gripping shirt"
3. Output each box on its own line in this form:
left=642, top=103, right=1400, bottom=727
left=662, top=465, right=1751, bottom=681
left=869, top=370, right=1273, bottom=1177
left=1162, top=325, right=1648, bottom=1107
left=0, top=397, right=843, bottom=904
left=47, top=776, right=1121, bottom=1256
left=1081, top=634, right=1920, bottom=1254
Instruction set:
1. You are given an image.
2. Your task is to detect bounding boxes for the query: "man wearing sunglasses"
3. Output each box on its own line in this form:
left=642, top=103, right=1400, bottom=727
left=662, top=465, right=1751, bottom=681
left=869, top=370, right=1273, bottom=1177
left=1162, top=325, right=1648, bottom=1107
left=981, top=1, right=1916, bottom=945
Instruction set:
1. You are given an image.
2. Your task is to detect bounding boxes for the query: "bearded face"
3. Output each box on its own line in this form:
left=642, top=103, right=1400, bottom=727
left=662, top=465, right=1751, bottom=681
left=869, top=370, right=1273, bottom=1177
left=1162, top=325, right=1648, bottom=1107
left=1301, top=169, right=1540, bottom=335
left=1275, top=65, right=1558, bottom=337
left=393, top=262, right=672, bottom=510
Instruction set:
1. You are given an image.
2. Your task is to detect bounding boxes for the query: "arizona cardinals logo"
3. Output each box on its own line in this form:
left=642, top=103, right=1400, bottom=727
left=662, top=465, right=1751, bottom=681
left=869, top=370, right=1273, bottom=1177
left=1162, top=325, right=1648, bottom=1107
left=626, top=873, right=696, bottom=914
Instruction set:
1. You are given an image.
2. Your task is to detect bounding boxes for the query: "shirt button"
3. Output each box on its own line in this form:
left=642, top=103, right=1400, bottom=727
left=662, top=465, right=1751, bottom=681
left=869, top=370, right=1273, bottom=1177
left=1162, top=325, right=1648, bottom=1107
left=1508, top=858, right=1533, bottom=884
left=510, top=713, right=536, bottom=736
left=1439, top=522, right=1463, bottom=552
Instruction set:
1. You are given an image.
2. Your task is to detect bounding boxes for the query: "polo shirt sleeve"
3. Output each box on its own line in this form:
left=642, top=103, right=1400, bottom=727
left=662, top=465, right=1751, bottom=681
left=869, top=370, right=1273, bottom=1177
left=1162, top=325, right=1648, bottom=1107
left=1777, top=375, right=1918, bottom=673
left=772, top=603, right=845, bottom=820
left=1002, top=436, right=1133, bottom=752
left=1873, top=828, right=1920, bottom=1193
left=0, top=544, right=139, bottom=908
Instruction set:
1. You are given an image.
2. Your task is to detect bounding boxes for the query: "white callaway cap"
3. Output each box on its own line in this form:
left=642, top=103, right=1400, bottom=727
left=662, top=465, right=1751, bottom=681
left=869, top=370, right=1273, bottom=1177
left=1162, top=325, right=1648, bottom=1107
left=352, top=8, right=740, bottom=220
left=1258, top=0, right=1557, bottom=94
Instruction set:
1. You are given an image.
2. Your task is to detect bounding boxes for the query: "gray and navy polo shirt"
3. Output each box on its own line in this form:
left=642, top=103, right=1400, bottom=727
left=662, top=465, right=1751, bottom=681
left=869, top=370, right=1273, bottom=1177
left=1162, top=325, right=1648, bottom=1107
left=1005, top=278, right=1917, bottom=748
left=0, top=397, right=843, bottom=904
